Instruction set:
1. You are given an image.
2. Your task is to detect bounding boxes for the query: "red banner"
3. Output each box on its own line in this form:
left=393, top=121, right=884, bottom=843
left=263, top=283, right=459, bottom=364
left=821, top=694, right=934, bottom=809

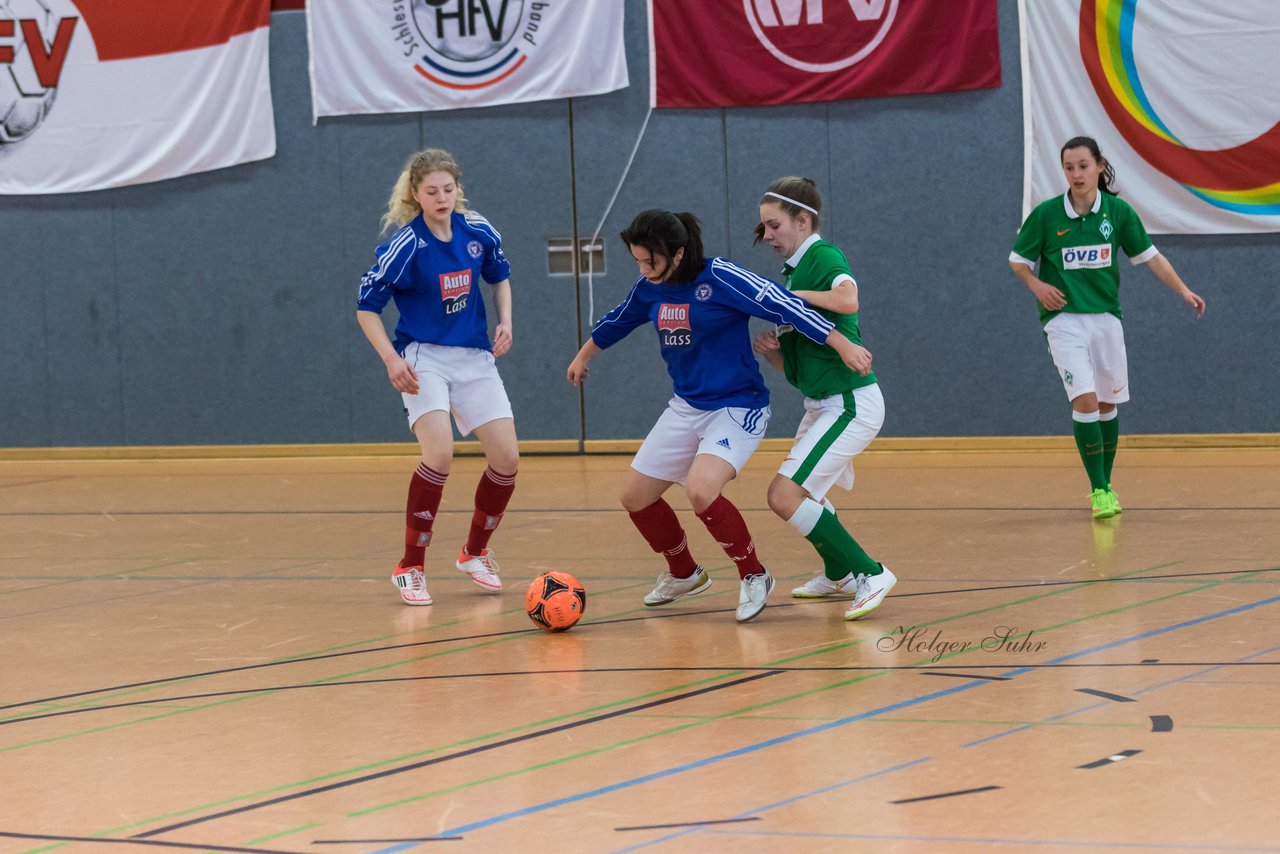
left=650, top=0, right=1001, bottom=108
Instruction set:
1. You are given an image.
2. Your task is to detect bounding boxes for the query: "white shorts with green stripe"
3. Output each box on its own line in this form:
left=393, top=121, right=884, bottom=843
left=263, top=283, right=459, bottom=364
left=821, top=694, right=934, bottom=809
left=779, top=384, right=884, bottom=501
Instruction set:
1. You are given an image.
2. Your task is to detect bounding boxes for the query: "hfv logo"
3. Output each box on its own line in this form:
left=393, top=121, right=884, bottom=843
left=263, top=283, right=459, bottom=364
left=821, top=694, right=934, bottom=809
left=752, top=0, right=886, bottom=27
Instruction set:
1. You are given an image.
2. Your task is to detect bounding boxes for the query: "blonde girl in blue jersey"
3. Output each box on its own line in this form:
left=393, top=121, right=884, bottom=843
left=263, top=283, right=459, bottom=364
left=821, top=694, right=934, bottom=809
left=358, top=148, right=520, bottom=606
left=1009, top=137, right=1205, bottom=518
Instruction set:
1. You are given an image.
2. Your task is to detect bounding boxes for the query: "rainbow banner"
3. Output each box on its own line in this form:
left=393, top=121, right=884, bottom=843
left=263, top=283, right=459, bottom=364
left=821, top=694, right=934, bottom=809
left=1020, top=0, right=1280, bottom=232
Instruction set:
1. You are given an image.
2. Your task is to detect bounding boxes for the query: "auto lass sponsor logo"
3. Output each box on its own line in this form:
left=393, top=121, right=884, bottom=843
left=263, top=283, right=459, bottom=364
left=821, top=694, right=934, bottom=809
left=392, top=0, right=552, bottom=91
left=440, top=269, right=472, bottom=313
left=657, top=303, right=692, bottom=347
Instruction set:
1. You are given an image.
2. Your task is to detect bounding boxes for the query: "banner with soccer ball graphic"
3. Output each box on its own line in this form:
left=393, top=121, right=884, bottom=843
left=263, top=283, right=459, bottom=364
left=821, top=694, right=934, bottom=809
left=0, top=0, right=275, bottom=195
left=1021, top=0, right=1280, bottom=233
left=307, top=0, right=628, bottom=118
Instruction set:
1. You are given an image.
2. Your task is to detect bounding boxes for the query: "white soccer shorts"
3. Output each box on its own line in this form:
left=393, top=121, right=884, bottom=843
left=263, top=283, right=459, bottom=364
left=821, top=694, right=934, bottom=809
left=401, top=341, right=514, bottom=436
left=778, top=384, right=884, bottom=501
left=1043, top=312, right=1130, bottom=405
left=631, top=396, right=770, bottom=484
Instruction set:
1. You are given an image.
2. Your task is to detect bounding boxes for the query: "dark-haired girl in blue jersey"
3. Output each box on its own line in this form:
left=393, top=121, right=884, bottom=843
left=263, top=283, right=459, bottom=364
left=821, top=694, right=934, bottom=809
left=358, top=148, right=519, bottom=607
left=567, top=209, right=872, bottom=622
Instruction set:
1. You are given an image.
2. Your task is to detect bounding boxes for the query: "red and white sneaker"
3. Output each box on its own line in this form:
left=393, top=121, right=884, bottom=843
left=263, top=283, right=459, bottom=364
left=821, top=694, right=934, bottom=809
left=392, top=565, right=432, bottom=606
left=456, top=548, right=502, bottom=592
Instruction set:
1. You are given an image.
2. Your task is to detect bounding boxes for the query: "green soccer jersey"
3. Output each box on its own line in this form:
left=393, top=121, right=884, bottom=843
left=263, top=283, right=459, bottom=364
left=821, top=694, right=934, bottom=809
left=777, top=235, right=876, bottom=399
left=1011, top=192, right=1156, bottom=326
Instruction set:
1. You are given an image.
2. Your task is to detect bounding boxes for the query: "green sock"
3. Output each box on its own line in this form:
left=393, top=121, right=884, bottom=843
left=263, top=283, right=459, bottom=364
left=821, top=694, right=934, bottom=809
left=1100, top=413, right=1119, bottom=485
left=1073, top=419, right=1107, bottom=491
left=807, top=509, right=880, bottom=580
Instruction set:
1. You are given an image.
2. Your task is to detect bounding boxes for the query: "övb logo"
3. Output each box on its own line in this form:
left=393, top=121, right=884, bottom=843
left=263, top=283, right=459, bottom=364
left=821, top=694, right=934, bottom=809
left=1062, top=244, right=1112, bottom=270
left=397, top=0, right=550, bottom=91
left=744, top=0, right=899, bottom=73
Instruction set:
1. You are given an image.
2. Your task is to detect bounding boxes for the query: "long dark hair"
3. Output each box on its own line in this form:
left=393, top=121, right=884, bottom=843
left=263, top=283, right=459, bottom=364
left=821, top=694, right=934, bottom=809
left=620, top=209, right=706, bottom=284
left=1060, top=136, right=1117, bottom=195
left=753, top=176, right=822, bottom=244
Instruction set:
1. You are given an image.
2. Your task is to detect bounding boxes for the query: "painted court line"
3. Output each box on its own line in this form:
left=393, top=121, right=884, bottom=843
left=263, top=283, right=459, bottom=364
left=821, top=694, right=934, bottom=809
left=409, top=591, right=1280, bottom=847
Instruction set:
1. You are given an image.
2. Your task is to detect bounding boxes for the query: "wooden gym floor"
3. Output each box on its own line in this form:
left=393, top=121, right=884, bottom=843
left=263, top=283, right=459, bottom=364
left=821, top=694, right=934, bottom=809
left=2, top=446, right=1278, bottom=853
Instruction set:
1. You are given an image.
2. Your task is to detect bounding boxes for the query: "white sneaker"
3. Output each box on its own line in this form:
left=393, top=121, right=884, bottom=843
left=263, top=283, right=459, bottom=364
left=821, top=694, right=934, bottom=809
left=736, top=570, right=775, bottom=623
left=791, top=572, right=856, bottom=598
left=643, top=566, right=712, bottom=606
left=843, top=565, right=897, bottom=621
left=392, top=565, right=432, bottom=606
left=456, top=548, right=502, bottom=592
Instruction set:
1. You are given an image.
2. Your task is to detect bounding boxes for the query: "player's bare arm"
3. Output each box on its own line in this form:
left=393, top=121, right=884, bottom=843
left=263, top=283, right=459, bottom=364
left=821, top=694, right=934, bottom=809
left=357, top=309, right=419, bottom=394
left=1144, top=254, right=1205, bottom=319
left=1009, top=260, right=1066, bottom=311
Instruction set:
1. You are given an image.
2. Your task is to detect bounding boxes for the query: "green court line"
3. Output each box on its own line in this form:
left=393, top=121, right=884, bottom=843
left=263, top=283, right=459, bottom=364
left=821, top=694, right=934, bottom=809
left=63, top=560, right=1249, bottom=845
left=243, top=822, right=321, bottom=845
left=0, top=559, right=197, bottom=597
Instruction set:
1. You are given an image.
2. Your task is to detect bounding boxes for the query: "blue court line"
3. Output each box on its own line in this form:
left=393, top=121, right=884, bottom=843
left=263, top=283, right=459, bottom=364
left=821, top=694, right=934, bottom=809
left=697, top=829, right=1280, bottom=851
left=375, top=591, right=1280, bottom=851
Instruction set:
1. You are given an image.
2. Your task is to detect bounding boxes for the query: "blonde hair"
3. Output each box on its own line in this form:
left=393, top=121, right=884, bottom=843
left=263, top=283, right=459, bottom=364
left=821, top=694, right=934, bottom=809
left=381, top=148, right=470, bottom=234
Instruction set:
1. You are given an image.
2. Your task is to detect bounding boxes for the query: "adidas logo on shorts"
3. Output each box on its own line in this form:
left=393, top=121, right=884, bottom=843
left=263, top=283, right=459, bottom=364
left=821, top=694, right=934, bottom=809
left=716, top=438, right=731, bottom=449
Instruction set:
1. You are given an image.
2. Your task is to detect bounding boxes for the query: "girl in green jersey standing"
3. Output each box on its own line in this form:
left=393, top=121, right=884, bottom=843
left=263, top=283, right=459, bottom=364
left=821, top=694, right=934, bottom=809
left=752, top=177, right=896, bottom=621
left=1009, top=137, right=1205, bottom=519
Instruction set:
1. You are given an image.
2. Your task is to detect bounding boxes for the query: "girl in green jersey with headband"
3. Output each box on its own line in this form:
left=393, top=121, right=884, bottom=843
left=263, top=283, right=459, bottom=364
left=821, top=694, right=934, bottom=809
left=752, top=177, right=896, bottom=621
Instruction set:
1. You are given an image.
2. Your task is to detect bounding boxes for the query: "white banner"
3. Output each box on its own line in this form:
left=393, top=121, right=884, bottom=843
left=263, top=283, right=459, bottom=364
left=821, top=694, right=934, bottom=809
left=1020, top=0, right=1280, bottom=233
left=0, top=0, right=275, bottom=195
left=308, top=0, right=628, bottom=118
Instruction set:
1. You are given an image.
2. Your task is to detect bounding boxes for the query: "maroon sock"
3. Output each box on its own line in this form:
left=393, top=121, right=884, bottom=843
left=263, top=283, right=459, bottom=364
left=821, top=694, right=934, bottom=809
left=402, top=463, right=447, bottom=567
left=464, top=467, right=517, bottom=556
left=696, top=494, right=763, bottom=579
left=628, top=498, right=698, bottom=578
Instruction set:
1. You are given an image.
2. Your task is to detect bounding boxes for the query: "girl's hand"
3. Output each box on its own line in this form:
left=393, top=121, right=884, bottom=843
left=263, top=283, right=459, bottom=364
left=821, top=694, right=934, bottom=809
left=1182, top=288, right=1206, bottom=319
left=385, top=354, right=419, bottom=395
left=753, top=330, right=780, bottom=354
left=1030, top=279, right=1067, bottom=311
left=839, top=342, right=873, bottom=376
left=493, top=322, right=513, bottom=356
left=567, top=356, right=590, bottom=386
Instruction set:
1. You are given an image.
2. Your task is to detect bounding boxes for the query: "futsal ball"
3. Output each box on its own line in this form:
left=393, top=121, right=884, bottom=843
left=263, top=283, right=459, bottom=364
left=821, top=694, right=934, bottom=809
left=525, top=571, right=587, bottom=632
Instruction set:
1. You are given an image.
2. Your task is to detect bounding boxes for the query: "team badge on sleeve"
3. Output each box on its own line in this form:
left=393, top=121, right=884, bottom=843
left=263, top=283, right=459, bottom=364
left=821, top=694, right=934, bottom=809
left=695, top=283, right=713, bottom=301
left=467, top=240, right=484, bottom=259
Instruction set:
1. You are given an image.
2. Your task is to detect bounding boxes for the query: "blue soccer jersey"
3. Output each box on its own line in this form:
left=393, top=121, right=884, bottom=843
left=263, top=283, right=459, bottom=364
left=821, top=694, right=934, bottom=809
left=591, top=257, right=835, bottom=410
left=357, top=211, right=511, bottom=353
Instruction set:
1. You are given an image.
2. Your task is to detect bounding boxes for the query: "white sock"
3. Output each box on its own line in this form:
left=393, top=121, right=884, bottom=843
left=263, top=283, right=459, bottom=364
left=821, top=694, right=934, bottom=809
left=786, top=498, right=824, bottom=537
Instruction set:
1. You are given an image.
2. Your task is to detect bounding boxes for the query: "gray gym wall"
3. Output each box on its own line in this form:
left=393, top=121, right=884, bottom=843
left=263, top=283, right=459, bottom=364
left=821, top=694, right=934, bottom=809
left=1, top=0, right=1275, bottom=448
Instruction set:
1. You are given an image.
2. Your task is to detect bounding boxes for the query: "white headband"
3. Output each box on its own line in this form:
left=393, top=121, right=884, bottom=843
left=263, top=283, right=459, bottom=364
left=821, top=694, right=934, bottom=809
left=764, top=191, right=818, bottom=215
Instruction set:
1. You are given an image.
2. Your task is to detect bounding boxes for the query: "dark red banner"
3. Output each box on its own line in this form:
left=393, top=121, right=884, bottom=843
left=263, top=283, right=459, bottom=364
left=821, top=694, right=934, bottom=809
left=651, top=0, right=1000, bottom=108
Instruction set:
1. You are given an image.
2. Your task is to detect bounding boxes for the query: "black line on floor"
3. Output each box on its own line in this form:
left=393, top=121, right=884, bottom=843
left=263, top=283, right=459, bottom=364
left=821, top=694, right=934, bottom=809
left=1141, top=659, right=1159, bottom=663
left=1078, top=749, right=1142, bottom=769
left=615, top=817, right=762, bottom=832
left=1150, top=715, right=1174, bottom=733
left=919, top=672, right=1011, bottom=681
left=1074, top=688, right=1136, bottom=703
left=0, top=830, right=302, bottom=853
left=2, top=506, right=1278, bottom=517
left=891, top=785, right=1002, bottom=804
left=5, top=564, right=1274, bottom=713
left=130, top=671, right=783, bottom=840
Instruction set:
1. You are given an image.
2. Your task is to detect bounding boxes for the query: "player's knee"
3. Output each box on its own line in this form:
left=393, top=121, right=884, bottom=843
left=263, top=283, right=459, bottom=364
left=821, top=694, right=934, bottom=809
left=489, top=450, right=519, bottom=475
left=419, top=451, right=452, bottom=473
left=685, top=483, right=720, bottom=515
left=1071, top=392, right=1099, bottom=413
left=767, top=480, right=798, bottom=518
